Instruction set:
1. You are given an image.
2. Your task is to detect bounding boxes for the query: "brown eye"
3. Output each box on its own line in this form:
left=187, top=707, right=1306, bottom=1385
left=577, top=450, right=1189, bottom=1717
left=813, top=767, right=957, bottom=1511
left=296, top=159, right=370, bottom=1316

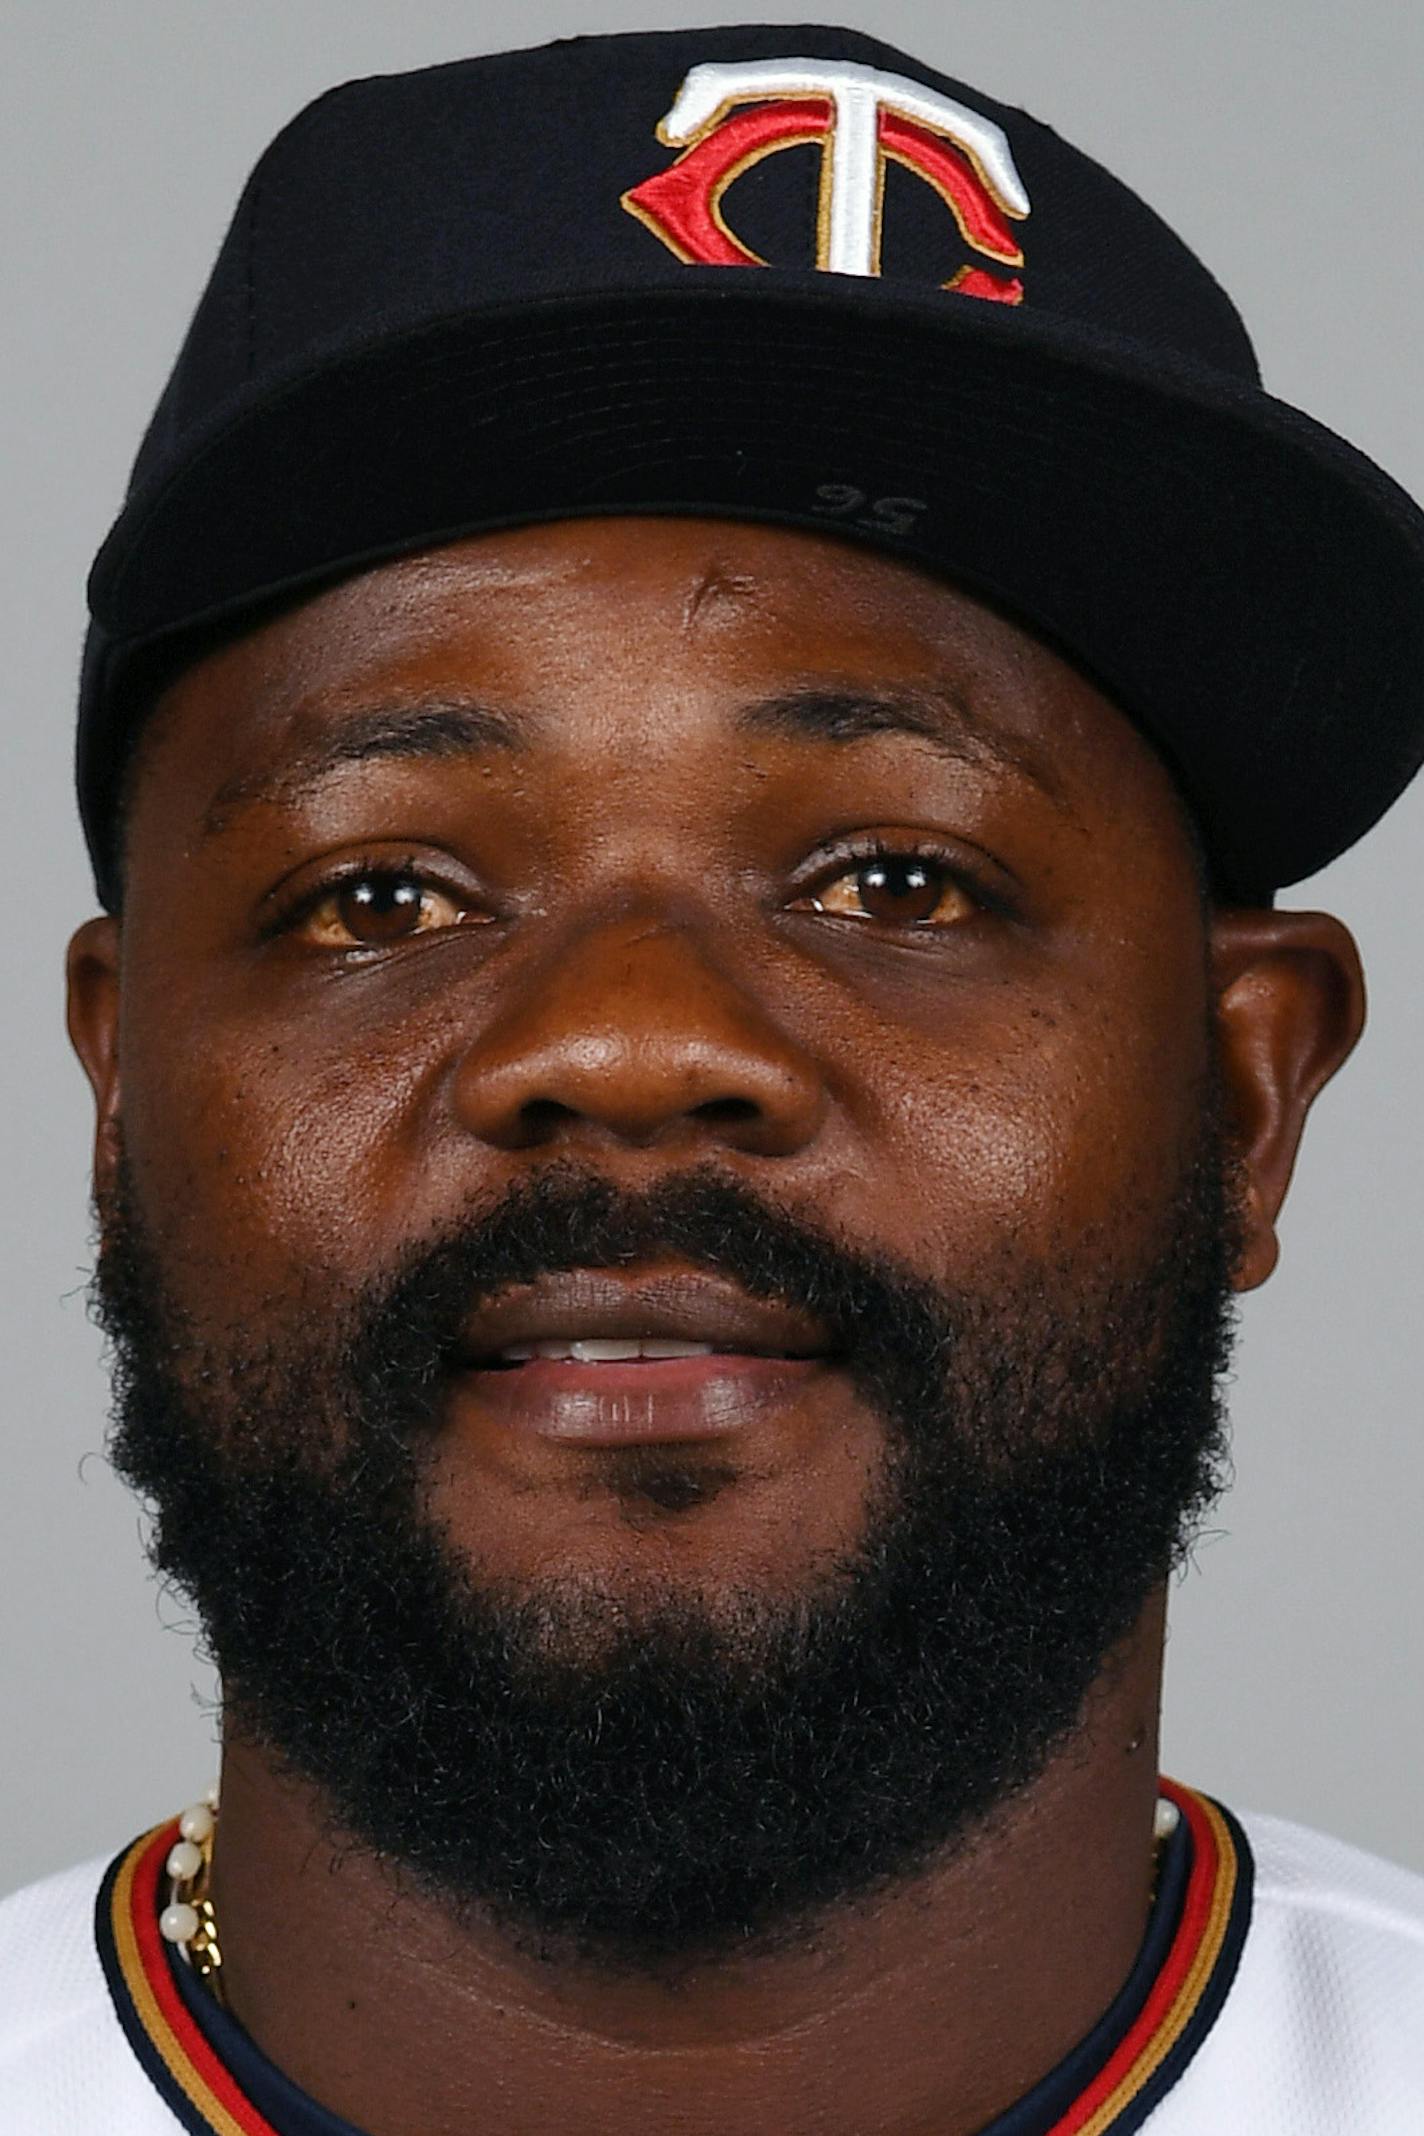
left=298, top=872, right=471, bottom=947
left=796, top=854, right=975, bottom=927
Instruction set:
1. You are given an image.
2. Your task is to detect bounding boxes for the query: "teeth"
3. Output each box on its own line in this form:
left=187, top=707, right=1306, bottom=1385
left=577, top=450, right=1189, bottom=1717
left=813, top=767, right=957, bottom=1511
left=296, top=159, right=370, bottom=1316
left=495, top=1338, right=717, bottom=1364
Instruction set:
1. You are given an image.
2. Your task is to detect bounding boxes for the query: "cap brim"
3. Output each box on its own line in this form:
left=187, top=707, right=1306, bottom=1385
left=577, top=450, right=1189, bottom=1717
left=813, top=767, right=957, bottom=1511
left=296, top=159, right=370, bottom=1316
left=83, top=273, right=1424, bottom=901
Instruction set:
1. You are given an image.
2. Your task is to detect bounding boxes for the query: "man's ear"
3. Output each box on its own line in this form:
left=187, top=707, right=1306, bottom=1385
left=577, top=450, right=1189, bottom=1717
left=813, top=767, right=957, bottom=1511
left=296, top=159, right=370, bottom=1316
left=1208, top=908, right=1365, bottom=1291
left=66, top=915, right=123, bottom=1204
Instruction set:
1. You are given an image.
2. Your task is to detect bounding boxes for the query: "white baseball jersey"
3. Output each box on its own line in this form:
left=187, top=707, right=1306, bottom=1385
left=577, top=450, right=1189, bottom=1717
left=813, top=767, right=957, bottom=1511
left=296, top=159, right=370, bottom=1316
left=2, top=1782, right=1422, bottom=2133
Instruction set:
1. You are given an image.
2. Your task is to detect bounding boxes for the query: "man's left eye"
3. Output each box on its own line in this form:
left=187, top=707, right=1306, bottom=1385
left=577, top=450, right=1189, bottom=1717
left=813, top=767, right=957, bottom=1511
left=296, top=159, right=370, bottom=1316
left=297, top=872, right=474, bottom=947
left=791, top=854, right=976, bottom=927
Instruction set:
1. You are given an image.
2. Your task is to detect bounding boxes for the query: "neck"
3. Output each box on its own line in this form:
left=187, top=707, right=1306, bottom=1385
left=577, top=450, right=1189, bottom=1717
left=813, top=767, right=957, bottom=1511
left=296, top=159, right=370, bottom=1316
left=209, top=1589, right=1167, bottom=2136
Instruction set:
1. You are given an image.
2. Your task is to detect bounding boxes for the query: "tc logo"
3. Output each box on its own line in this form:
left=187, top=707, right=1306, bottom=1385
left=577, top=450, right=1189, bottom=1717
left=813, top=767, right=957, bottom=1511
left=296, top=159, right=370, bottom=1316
left=623, top=58, right=1030, bottom=303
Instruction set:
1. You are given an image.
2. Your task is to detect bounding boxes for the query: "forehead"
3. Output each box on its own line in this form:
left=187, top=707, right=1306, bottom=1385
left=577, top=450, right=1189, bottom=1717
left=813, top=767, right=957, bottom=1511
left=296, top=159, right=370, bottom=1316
left=136, top=515, right=1193, bottom=855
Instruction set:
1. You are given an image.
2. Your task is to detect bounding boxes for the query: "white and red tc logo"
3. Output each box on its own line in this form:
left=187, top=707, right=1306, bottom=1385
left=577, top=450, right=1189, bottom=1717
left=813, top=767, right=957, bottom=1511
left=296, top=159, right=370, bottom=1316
left=623, top=58, right=1031, bottom=303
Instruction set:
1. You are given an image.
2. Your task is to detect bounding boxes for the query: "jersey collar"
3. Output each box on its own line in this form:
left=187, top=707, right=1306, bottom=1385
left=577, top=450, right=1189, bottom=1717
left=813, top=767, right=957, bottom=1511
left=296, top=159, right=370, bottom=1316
left=95, top=1776, right=1251, bottom=2136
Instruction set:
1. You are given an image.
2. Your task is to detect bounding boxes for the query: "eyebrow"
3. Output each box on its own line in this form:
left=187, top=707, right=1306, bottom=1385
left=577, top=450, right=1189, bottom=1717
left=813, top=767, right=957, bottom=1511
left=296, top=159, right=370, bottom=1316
left=201, top=680, right=1068, bottom=838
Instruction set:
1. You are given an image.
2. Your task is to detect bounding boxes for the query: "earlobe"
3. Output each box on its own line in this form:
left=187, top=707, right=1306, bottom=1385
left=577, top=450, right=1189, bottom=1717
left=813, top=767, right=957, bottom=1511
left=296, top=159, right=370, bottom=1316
left=66, top=916, right=124, bottom=1200
left=1208, top=909, right=1366, bottom=1291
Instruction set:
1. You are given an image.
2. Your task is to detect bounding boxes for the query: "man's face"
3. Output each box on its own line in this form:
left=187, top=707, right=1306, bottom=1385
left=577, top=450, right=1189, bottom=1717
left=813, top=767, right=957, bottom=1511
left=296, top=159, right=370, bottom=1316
left=91, top=519, right=1242, bottom=1966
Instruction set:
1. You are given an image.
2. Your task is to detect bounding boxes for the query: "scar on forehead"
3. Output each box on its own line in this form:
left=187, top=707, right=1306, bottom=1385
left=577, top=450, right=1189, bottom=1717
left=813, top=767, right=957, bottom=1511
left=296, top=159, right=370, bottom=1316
left=682, top=562, right=762, bottom=635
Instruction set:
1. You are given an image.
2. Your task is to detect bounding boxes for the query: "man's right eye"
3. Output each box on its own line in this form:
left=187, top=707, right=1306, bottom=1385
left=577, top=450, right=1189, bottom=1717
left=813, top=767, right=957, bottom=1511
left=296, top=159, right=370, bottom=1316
left=288, top=870, right=486, bottom=948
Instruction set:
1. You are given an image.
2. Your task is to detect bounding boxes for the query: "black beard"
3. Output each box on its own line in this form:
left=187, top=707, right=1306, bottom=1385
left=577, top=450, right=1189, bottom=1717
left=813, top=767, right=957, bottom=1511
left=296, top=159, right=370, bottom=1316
left=96, top=1088, right=1242, bottom=1977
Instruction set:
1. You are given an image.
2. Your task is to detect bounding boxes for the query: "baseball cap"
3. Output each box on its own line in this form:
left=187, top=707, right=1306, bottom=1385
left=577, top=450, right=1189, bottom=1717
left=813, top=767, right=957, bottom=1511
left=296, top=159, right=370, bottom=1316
left=79, top=23, right=1424, bottom=908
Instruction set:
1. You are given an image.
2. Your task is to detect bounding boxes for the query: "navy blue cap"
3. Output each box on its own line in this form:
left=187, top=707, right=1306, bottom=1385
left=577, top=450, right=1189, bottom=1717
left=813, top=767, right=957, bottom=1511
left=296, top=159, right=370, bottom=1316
left=80, top=23, right=1424, bottom=906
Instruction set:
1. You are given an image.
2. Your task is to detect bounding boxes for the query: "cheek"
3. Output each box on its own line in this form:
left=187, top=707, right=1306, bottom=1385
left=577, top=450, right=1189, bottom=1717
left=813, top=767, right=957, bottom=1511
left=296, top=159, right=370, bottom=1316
left=117, top=959, right=456, bottom=1298
left=838, top=945, right=1208, bottom=1272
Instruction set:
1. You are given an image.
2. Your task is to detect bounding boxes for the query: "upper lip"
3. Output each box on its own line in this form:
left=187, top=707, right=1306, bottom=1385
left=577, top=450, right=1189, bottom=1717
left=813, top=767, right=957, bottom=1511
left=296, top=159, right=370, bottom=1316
left=454, top=1269, right=832, bottom=1363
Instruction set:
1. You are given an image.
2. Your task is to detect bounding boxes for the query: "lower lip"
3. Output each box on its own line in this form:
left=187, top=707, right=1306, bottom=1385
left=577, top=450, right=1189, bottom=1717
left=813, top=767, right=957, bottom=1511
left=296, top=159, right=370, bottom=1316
left=450, top=1353, right=829, bottom=1446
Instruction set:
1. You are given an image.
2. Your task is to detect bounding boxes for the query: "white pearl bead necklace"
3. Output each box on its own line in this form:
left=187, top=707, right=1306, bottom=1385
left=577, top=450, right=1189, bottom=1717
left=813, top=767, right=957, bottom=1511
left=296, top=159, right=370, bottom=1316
left=158, top=1783, right=224, bottom=1997
left=1153, top=1795, right=1181, bottom=1842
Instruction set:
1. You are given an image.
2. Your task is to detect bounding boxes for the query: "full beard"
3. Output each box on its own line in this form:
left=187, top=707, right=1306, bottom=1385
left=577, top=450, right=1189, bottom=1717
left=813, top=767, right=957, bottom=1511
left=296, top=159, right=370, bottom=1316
left=96, top=1073, right=1244, bottom=1976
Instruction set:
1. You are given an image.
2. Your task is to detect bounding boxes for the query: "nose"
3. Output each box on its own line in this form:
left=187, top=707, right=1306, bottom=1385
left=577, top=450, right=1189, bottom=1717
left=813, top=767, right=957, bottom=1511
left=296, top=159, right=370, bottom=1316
left=451, top=911, right=825, bottom=1157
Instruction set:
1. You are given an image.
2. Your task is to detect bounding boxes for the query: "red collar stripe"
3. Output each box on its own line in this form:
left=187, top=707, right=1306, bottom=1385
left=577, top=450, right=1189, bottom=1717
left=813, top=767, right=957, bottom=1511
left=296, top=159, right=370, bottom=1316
left=98, top=1819, right=281, bottom=2136
left=1047, top=1778, right=1250, bottom=2135
left=96, top=1778, right=1249, bottom=2136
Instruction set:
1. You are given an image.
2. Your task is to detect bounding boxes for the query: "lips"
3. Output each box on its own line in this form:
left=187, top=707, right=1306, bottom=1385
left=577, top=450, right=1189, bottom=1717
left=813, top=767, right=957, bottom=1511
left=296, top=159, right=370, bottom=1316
left=449, top=1269, right=835, bottom=1447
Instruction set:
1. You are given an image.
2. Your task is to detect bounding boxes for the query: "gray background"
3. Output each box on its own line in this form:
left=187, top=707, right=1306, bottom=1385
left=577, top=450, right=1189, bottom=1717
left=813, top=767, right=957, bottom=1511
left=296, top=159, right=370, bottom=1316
left=3, top=0, right=1420, bottom=1899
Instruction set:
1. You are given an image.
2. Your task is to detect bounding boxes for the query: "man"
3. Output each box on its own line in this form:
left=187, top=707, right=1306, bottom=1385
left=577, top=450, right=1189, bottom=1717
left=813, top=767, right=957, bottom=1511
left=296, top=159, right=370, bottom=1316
left=3, top=21, right=1422, bottom=2134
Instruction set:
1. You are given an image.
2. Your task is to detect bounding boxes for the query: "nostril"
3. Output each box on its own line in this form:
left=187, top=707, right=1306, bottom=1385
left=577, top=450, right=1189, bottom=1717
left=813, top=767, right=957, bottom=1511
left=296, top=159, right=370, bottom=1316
left=695, top=1102, right=764, bottom=1136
